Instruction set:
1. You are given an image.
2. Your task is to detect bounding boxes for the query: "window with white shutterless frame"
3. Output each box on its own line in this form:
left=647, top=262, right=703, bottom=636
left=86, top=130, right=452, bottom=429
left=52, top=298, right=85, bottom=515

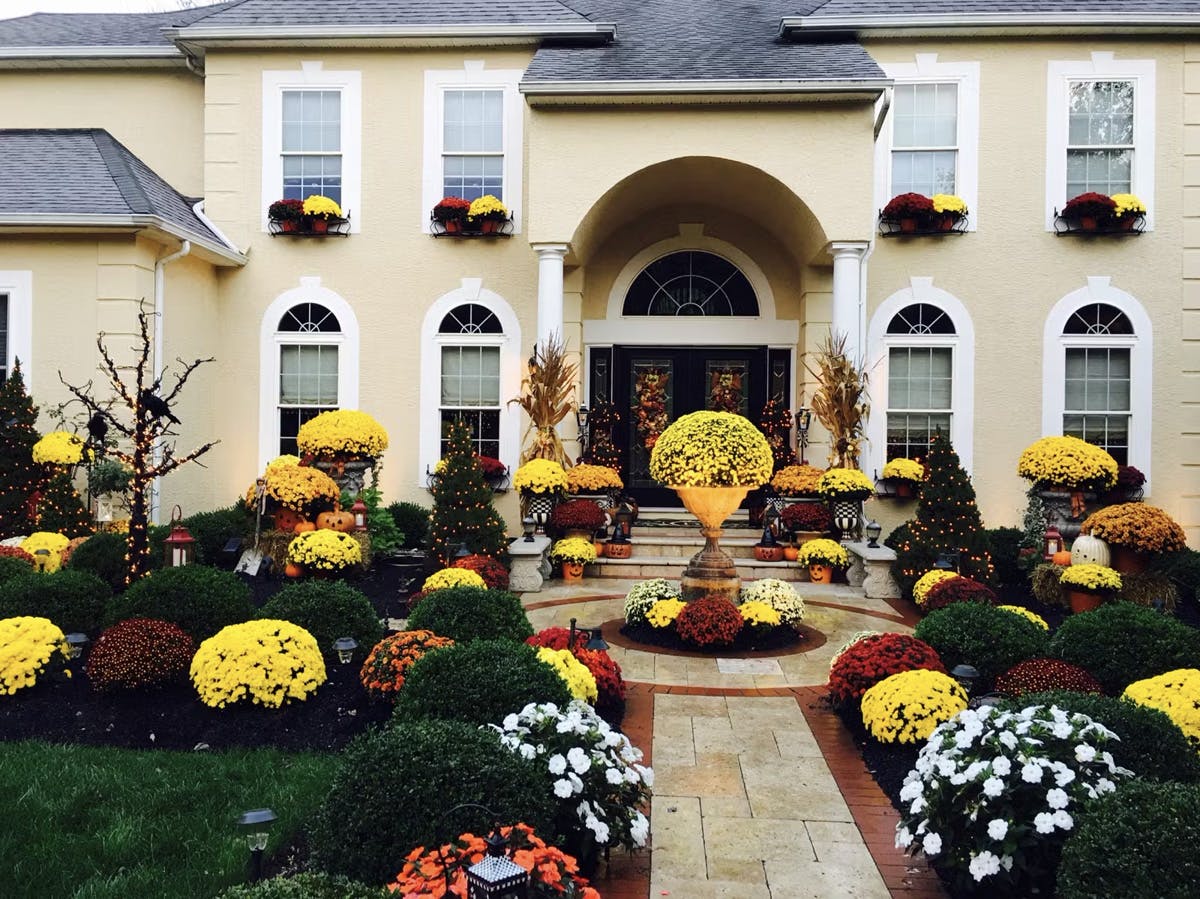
left=0, top=271, right=32, bottom=386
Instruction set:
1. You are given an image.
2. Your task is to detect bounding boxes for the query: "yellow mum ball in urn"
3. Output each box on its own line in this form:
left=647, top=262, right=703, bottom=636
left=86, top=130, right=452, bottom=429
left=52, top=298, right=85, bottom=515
left=649, top=411, right=773, bottom=602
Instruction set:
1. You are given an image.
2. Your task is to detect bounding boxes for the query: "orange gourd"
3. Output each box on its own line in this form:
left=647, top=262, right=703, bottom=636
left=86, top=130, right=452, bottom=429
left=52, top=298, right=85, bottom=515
left=293, top=520, right=316, bottom=534
left=1051, top=550, right=1073, bottom=566
left=284, top=561, right=304, bottom=578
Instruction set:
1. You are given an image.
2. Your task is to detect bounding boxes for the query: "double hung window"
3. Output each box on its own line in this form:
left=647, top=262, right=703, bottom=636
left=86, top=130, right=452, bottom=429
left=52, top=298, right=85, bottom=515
left=442, top=89, right=504, bottom=202
left=891, top=83, right=959, bottom=197
left=281, top=90, right=342, bottom=205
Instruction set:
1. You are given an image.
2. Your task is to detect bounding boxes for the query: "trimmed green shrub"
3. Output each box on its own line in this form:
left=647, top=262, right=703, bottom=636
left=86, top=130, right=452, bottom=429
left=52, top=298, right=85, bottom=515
left=387, top=501, right=430, bottom=549
left=1057, top=780, right=1200, bottom=899
left=393, top=638, right=572, bottom=727
left=406, top=586, right=533, bottom=643
left=219, top=873, right=386, bottom=898
left=1000, top=690, right=1200, bottom=783
left=258, top=580, right=383, bottom=658
left=0, top=569, right=111, bottom=633
left=1049, top=602, right=1200, bottom=693
left=1154, top=546, right=1200, bottom=603
left=0, top=556, right=33, bottom=585
left=104, top=565, right=253, bottom=640
left=308, top=719, right=555, bottom=884
left=985, top=526, right=1025, bottom=588
left=179, top=504, right=255, bottom=565
left=913, top=602, right=1049, bottom=683
left=66, top=532, right=132, bottom=592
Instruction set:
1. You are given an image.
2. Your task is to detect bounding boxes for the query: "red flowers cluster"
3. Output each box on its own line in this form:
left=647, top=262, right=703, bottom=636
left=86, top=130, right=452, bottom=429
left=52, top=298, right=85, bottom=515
left=781, top=502, right=832, bottom=533
left=995, top=657, right=1103, bottom=698
left=86, top=617, right=195, bottom=691
left=828, top=633, right=945, bottom=706
left=882, top=192, right=936, bottom=219
left=475, top=454, right=507, bottom=479
left=526, top=627, right=626, bottom=720
left=675, top=596, right=744, bottom=648
left=0, top=545, right=36, bottom=568
left=549, top=499, right=606, bottom=534
left=922, top=575, right=997, bottom=613
left=432, top=196, right=472, bottom=223
left=452, top=553, right=509, bottom=590
left=360, top=629, right=455, bottom=700
left=1061, top=191, right=1117, bottom=219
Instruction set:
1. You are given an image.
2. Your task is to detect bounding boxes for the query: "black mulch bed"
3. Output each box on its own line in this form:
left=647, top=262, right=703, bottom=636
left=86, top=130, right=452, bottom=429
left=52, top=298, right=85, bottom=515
left=617, top=621, right=811, bottom=656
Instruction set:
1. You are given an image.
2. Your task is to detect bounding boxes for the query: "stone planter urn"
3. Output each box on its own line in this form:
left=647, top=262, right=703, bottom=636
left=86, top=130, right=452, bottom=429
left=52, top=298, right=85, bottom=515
left=314, top=458, right=373, bottom=495
left=673, top=485, right=749, bottom=602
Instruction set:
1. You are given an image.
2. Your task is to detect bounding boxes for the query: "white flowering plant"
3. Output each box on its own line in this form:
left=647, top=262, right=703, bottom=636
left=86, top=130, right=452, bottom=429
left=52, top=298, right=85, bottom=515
left=738, top=578, right=806, bottom=631
left=896, top=704, right=1132, bottom=895
left=490, top=700, right=653, bottom=852
left=623, top=578, right=681, bottom=627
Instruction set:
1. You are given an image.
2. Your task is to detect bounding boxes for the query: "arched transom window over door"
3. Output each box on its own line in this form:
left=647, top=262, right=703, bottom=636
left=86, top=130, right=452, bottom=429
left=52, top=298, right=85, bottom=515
left=622, top=251, right=759, bottom=317
left=276, top=302, right=342, bottom=456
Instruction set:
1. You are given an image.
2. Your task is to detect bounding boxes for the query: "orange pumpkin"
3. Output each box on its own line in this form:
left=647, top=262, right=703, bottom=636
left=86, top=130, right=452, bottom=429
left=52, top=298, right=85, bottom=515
left=293, top=520, right=316, bottom=534
left=284, top=561, right=305, bottom=578
left=273, top=508, right=304, bottom=532
left=317, top=509, right=355, bottom=532
left=1051, top=550, right=1073, bottom=566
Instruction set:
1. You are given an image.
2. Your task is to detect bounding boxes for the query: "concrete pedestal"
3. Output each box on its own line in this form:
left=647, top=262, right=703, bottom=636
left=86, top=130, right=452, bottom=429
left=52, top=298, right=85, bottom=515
left=844, top=540, right=901, bottom=600
left=509, top=535, right=551, bottom=592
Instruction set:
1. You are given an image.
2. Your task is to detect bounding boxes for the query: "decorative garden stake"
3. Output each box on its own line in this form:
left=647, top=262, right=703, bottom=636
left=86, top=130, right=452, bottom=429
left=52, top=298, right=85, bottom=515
left=236, top=808, right=277, bottom=882
left=333, top=637, right=358, bottom=664
left=465, top=828, right=530, bottom=899
left=164, top=505, right=196, bottom=567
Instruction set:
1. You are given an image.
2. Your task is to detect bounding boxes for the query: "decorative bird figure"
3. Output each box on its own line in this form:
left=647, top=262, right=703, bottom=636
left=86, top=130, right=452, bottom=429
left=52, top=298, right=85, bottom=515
left=139, top=389, right=181, bottom=425
left=87, top=412, right=108, bottom=443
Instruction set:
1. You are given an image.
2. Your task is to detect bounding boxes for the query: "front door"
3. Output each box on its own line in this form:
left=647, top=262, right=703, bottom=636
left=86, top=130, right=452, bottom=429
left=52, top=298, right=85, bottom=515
left=613, top=346, right=768, bottom=506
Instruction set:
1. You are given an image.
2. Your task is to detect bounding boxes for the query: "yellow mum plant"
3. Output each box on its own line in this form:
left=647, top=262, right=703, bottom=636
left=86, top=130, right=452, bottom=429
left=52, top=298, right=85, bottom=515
left=32, top=431, right=92, bottom=466
left=770, top=464, right=824, bottom=495
left=20, top=532, right=70, bottom=573
left=815, top=468, right=874, bottom=500
left=302, top=194, right=342, bottom=219
left=795, top=538, right=850, bottom=569
left=1017, top=436, right=1117, bottom=491
left=1059, top=563, right=1122, bottom=594
left=296, top=409, right=389, bottom=459
left=1080, top=503, right=1187, bottom=554
left=913, top=569, right=959, bottom=608
left=536, top=646, right=598, bottom=703
left=565, top=463, right=623, bottom=493
left=882, top=458, right=924, bottom=483
left=646, top=598, right=687, bottom=629
left=265, top=454, right=300, bottom=473
left=422, top=567, right=486, bottom=592
left=549, top=537, right=598, bottom=565
left=513, top=459, right=568, bottom=494
left=467, top=194, right=509, bottom=222
left=649, top=411, right=773, bottom=488
left=931, top=194, right=968, bottom=216
left=1110, top=193, right=1146, bottom=217
left=190, top=620, right=326, bottom=709
left=286, top=529, right=363, bottom=572
left=251, top=463, right=340, bottom=513
left=996, top=605, right=1049, bottom=630
left=0, top=616, right=69, bottom=695
left=861, top=669, right=968, bottom=744
left=1123, top=669, right=1200, bottom=749
left=738, top=600, right=781, bottom=628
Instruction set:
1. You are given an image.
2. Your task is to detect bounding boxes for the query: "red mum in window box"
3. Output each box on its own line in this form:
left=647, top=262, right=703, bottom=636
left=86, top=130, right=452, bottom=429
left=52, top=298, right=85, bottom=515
left=267, top=198, right=305, bottom=232
left=432, top=196, right=472, bottom=233
left=881, top=192, right=936, bottom=231
left=1061, top=192, right=1117, bottom=229
left=474, top=454, right=507, bottom=480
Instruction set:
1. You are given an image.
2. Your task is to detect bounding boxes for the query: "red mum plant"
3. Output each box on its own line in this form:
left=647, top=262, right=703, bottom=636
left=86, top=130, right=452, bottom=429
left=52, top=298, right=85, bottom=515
left=59, top=536, right=89, bottom=568
left=86, top=618, right=195, bottom=692
left=0, top=545, right=36, bottom=568
left=995, top=657, right=1103, bottom=698
left=1061, top=191, right=1117, bottom=222
left=453, top=553, right=510, bottom=590
left=475, top=454, right=507, bottom=479
left=432, top=195, right=472, bottom=224
left=527, top=627, right=627, bottom=723
left=781, top=502, right=832, bottom=534
left=359, top=629, right=455, bottom=700
left=882, top=192, right=935, bottom=220
left=675, top=596, right=744, bottom=649
left=922, top=575, right=997, bottom=613
left=526, top=625, right=588, bottom=653
left=828, top=633, right=945, bottom=706
left=549, top=499, right=607, bottom=534
left=390, top=822, right=600, bottom=899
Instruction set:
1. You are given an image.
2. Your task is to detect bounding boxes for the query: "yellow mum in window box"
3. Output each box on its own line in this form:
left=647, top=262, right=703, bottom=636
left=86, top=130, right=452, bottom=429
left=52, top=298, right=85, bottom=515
left=467, top=194, right=509, bottom=222
left=302, top=194, right=342, bottom=219
left=931, top=193, right=968, bottom=217
left=296, top=409, right=389, bottom=459
left=1110, top=193, right=1147, bottom=217
left=513, top=459, right=569, bottom=495
left=882, top=458, right=924, bottom=484
left=649, top=411, right=773, bottom=488
left=795, top=538, right=850, bottom=569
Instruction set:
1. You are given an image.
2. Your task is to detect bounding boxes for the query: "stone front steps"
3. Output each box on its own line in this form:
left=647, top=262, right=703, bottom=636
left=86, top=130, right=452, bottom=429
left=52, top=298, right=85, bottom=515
left=586, top=556, right=810, bottom=582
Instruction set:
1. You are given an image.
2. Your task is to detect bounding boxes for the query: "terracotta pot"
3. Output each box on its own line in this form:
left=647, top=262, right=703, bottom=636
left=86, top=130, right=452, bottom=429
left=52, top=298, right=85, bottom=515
left=783, top=545, right=800, bottom=562
left=1110, top=545, right=1151, bottom=574
left=1078, top=215, right=1098, bottom=231
left=443, top=219, right=462, bottom=233
left=1119, top=214, right=1136, bottom=231
left=1067, top=589, right=1103, bottom=614
left=808, top=563, right=834, bottom=584
left=481, top=219, right=499, bottom=234
left=900, top=217, right=919, bottom=233
left=895, top=481, right=914, bottom=499
left=604, top=541, right=632, bottom=559
left=280, top=219, right=297, bottom=232
left=562, top=561, right=584, bottom=582
left=938, top=214, right=956, bottom=231
left=311, top=218, right=329, bottom=234
left=754, top=544, right=784, bottom=562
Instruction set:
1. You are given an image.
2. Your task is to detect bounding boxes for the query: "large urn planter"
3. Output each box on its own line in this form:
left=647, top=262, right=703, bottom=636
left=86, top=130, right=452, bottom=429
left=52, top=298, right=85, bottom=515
left=1037, top=489, right=1098, bottom=541
left=521, top=491, right=558, bottom=534
left=830, top=500, right=863, bottom=541
left=674, top=485, right=749, bottom=602
left=314, top=458, right=373, bottom=494
left=1109, top=545, right=1151, bottom=575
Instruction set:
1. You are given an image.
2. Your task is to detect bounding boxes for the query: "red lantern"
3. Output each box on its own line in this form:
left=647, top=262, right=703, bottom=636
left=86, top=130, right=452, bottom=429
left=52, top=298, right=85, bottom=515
left=1043, top=522, right=1064, bottom=561
left=164, top=505, right=196, bottom=567
left=350, top=497, right=369, bottom=532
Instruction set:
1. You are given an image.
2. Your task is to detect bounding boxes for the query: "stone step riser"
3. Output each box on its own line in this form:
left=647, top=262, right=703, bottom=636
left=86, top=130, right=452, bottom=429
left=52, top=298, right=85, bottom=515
left=627, top=542, right=772, bottom=560
left=586, top=558, right=811, bottom=582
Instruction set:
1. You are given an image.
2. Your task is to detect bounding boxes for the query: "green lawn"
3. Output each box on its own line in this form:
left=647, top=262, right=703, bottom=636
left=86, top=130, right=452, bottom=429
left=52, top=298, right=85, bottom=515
left=0, top=741, right=339, bottom=899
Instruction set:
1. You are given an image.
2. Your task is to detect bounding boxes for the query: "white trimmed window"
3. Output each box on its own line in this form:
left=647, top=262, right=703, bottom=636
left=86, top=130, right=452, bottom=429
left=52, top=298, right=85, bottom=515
left=422, top=63, right=523, bottom=232
left=0, top=271, right=32, bottom=385
left=262, top=64, right=362, bottom=232
left=1046, top=55, right=1155, bottom=229
left=0, top=293, right=8, bottom=381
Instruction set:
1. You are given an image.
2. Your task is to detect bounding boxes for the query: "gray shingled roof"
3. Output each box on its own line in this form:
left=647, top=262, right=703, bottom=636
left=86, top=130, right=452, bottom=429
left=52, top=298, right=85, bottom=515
left=180, top=0, right=595, bottom=28
left=524, top=1, right=883, bottom=85
left=0, top=129, right=235, bottom=255
left=803, top=0, right=1200, bottom=17
left=0, top=4, right=232, bottom=49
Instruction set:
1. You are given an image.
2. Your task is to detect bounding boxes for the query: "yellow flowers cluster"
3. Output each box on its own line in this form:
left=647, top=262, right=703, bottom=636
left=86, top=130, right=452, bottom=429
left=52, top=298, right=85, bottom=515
left=738, top=600, right=781, bottom=628
left=286, top=529, right=363, bottom=572
left=467, top=194, right=509, bottom=221
left=646, top=598, right=687, bottom=629
left=996, top=605, right=1049, bottom=630
left=1059, top=563, right=1122, bottom=594
left=302, top=194, right=342, bottom=219
left=860, top=669, right=968, bottom=744
left=771, top=464, right=825, bottom=495
left=913, top=569, right=959, bottom=608
left=266, top=454, right=300, bottom=472
left=1110, top=193, right=1147, bottom=217
left=623, top=578, right=680, bottom=626
left=513, top=459, right=569, bottom=494
left=882, top=458, right=924, bottom=483
left=0, top=616, right=69, bottom=695
left=815, top=467, right=874, bottom=499
left=1017, top=436, right=1117, bottom=491
left=296, top=409, right=389, bottom=459
left=1080, top=503, right=1187, bottom=554
left=250, top=463, right=340, bottom=513
left=795, top=538, right=850, bottom=569
left=931, top=194, right=968, bottom=216
left=649, top=411, right=773, bottom=488
left=189, top=620, right=326, bottom=709
left=536, top=647, right=598, bottom=703
left=20, top=532, right=70, bottom=573
left=549, top=537, right=598, bottom=565
left=1123, top=669, right=1200, bottom=749
left=32, top=431, right=92, bottom=466
left=422, top=567, right=486, bottom=592
left=565, top=463, right=623, bottom=493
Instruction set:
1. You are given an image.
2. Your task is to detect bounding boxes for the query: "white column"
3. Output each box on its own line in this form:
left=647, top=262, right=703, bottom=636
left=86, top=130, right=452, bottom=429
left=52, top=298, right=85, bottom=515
left=533, top=243, right=569, bottom=347
left=828, top=241, right=869, bottom=362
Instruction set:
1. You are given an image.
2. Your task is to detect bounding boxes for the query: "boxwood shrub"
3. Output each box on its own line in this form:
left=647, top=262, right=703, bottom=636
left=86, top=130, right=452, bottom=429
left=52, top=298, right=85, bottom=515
left=219, top=873, right=386, bottom=898
left=984, top=526, right=1026, bottom=588
left=179, top=504, right=255, bottom=565
left=66, top=532, right=136, bottom=592
left=393, top=638, right=571, bottom=727
left=1049, top=602, right=1200, bottom=693
left=913, top=602, right=1049, bottom=683
left=999, top=690, right=1200, bottom=783
left=308, top=719, right=555, bottom=884
left=386, top=501, right=430, bottom=549
left=406, top=586, right=533, bottom=643
left=0, top=556, right=33, bottom=585
left=104, top=565, right=253, bottom=640
left=258, top=580, right=383, bottom=658
left=1057, top=780, right=1200, bottom=899
left=0, top=569, right=111, bottom=633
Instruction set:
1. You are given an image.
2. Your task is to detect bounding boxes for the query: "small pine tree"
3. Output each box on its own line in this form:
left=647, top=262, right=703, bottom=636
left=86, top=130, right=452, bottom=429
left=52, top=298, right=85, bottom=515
left=427, top=419, right=509, bottom=568
left=35, top=470, right=93, bottom=537
left=0, top=362, right=46, bottom=538
left=1020, top=487, right=1048, bottom=550
left=893, top=430, right=994, bottom=596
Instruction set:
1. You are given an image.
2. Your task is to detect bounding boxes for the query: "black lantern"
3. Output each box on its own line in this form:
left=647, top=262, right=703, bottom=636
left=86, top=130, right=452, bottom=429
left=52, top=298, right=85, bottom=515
left=950, top=664, right=980, bottom=696
left=864, top=519, right=882, bottom=548
left=759, top=522, right=778, bottom=547
left=522, top=517, right=536, bottom=542
left=575, top=405, right=590, bottom=458
left=236, top=808, right=277, bottom=882
left=794, top=408, right=812, bottom=465
left=333, top=637, right=358, bottom=664
left=164, top=505, right=196, bottom=567
left=614, top=500, right=634, bottom=539
left=465, top=829, right=531, bottom=899
left=64, top=632, right=90, bottom=660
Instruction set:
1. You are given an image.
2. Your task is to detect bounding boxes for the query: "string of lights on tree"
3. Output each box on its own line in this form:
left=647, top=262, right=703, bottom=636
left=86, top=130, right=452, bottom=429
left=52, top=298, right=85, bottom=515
left=427, top=419, right=508, bottom=568
left=0, top=360, right=49, bottom=539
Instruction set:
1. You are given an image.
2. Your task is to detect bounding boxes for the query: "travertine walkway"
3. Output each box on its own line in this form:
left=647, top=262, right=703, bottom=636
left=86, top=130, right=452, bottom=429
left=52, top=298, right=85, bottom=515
left=523, top=580, right=947, bottom=899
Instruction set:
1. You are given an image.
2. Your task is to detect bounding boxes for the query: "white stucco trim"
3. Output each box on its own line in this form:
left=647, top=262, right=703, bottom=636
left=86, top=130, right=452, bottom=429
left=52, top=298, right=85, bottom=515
left=258, top=277, right=360, bottom=468
left=875, top=54, right=980, bottom=230
left=1041, top=277, right=1153, bottom=490
left=422, top=62, right=524, bottom=234
left=261, top=63, right=363, bottom=233
left=418, top=278, right=522, bottom=488
left=0, top=270, right=32, bottom=388
left=864, top=277, right=976, bottom=478
left=1045, top=53, right=1155, bottom=230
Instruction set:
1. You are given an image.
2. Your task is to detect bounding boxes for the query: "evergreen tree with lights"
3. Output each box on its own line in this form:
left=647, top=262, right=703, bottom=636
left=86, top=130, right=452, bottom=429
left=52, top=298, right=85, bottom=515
left=892, top=429, right=994, bottom=596
left=35, top=470, right=92, bottom=537
left=758, top=398, right=796, bottom=473
left=427, top=419, right=508, bottom=568
left=0, top=361, right=46, bottom=539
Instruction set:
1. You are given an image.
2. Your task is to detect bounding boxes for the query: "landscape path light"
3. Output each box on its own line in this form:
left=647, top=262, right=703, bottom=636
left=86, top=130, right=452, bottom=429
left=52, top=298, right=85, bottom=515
left=236, top=807, right=277, bottom=882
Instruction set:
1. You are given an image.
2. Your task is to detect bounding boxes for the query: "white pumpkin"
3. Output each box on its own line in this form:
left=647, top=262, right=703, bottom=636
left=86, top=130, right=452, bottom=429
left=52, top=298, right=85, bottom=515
left=1071, top=534, right=1110, bottom=567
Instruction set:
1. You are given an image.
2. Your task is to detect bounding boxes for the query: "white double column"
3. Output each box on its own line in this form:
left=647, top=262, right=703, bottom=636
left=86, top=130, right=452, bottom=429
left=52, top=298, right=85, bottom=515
left=533, top=242, right=569, bottom=347
left=828, top=241, right=870, bottom=363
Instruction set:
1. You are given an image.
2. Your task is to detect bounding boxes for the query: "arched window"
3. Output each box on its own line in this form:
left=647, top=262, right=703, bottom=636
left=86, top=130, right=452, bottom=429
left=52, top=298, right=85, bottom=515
left=438, top=303, right=503, bottom=458
left=622, top=251, right=759, bottom=317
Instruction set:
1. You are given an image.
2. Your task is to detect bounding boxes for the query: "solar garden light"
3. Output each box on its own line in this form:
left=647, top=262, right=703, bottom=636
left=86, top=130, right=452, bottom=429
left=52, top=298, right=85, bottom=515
left=64, top=632, right=90, bottom=660
left=466, top=827, right=531, bottom=899
left=864, top=520, right=882, bottom=548
left=521, top=517, right=536, bottom=542
left=333, top=637, right=358, bottom=664
left=32, top=548, right=51, bottom=573
left=950, top=664, right=980, bottom=696
left=236, top=808, right=277, bottom=882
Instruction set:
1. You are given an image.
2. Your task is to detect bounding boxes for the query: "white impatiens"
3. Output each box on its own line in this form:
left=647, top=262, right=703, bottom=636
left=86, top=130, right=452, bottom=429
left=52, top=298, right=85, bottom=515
left=489, top=700, right=653, bottom=850
left=895, top=704, right=1132, bottom=894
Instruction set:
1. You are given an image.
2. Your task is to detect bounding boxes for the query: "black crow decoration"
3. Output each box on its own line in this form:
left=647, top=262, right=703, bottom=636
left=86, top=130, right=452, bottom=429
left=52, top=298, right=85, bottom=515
left=139, top=389, right=181, bottom=425
left=86, top=412, right=108, bottom=443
